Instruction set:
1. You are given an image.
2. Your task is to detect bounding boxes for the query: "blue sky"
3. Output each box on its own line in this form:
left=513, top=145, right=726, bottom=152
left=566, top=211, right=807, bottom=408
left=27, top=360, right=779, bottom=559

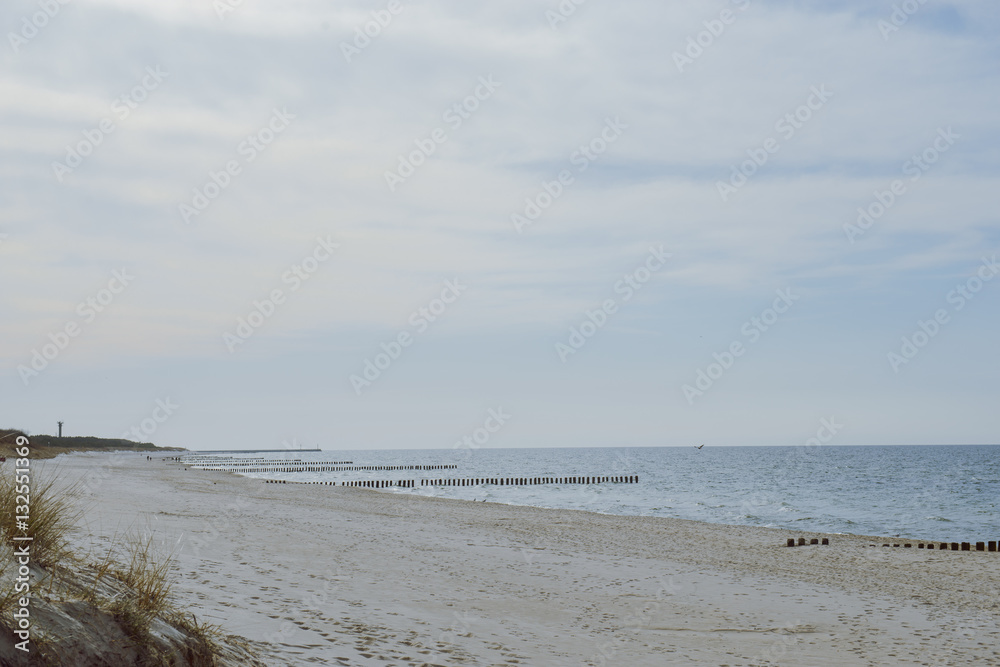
left=2, top=0, right=998, bottom=450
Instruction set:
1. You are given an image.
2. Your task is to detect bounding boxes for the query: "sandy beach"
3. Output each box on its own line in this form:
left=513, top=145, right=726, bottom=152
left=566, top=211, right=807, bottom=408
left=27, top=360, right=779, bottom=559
left=49, top=452, right=1000, bottom=666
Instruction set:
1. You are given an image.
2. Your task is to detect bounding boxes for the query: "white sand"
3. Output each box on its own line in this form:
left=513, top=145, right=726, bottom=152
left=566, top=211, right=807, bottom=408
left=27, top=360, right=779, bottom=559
left=51, top=453, right=1000, bottom=666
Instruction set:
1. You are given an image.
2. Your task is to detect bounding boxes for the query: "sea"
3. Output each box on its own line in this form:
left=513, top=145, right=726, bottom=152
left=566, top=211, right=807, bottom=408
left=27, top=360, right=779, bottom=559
left=185, top=445, right=999, bottom=543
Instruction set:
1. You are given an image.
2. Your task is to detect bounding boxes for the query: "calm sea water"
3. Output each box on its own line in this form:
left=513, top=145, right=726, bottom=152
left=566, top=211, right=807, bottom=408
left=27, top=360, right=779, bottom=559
left=188, top=445, right=999, bottom=542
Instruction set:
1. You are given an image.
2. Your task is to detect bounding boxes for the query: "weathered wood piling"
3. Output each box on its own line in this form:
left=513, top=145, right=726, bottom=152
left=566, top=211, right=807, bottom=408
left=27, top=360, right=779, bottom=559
left=186, top=461, right=458, bottom=473
left=868, top=540, right=997, bottom=553
left=419, top=475, right=638, bottom=487
left=264, top=479, right=417, bottom=488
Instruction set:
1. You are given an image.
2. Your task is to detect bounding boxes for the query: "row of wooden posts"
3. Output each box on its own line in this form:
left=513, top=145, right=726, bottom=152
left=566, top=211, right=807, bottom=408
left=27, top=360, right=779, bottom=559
left=190, top=464, right=459, bottom=473
left=419, top=476, right=639, bottom=487
left=183, top=458, right=352, bottom=465
left=261, top=476, right=639, bottom=488
left=872, top=541, right=998, bottom=551
left=787, top=537, right=999, bottom=551
left=787, top=538, right=830, bottom=546
left=264, top=479, right=417, bottom=488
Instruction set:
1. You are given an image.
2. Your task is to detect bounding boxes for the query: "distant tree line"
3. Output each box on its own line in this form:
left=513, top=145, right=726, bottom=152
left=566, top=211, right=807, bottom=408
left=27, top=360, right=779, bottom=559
left=0, top=429, right=160, bottom=450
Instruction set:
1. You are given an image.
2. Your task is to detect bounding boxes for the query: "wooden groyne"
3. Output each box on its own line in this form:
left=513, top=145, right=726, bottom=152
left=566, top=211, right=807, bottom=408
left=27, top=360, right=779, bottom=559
left=788, top=539, right=1000, bottom=551
left=420, top=476, right=638, bottom=487
left=187, top=462, right=457, bottom=473
left=265, top=479, right=417, bottom=488
left=185, top=448, right=322, bottom=454
left=260, top=476, right=639, bottom=488
left=787, top=538, right=830, bottom=546
left=183, top=458, right=352, bottom=465
left=865, top=541, right=998, bottom=551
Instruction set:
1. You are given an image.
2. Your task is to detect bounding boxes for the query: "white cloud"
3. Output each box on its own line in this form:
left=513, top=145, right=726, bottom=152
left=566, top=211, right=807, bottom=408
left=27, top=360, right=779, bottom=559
left=2, top=0, right=998, bottom=445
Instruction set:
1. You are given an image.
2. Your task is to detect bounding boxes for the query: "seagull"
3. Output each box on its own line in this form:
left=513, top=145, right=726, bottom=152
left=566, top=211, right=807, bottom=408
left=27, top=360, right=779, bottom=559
left=696, top=444, right=705, bottom=450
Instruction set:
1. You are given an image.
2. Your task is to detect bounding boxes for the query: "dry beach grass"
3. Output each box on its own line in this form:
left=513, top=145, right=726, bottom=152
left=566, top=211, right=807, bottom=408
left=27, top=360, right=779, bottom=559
left=0, top=456, right=268, bottom=666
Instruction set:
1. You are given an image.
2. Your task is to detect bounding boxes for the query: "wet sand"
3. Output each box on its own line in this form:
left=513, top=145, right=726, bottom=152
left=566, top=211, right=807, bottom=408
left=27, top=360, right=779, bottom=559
left=53, top=453, right=1000, bottom=666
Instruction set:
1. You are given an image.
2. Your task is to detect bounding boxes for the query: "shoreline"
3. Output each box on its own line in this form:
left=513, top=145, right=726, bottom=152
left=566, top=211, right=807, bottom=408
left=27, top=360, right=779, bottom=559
left=51, top=452, right=1000, bottom=665
left=218, top=471, right=987, bottom=549
left=175, top=444, right=1000, bottom=545
left=248, top=474, right=971, bottom=547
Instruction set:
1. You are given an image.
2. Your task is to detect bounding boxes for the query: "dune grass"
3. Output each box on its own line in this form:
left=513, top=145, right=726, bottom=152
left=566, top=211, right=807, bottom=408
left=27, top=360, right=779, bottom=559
left=0, top=464, right=82, bottom=568
left=0, top=540, right=16, bottom=617
left=0, top=463, right=225, bottom=664
left=108, top=532, right=176, bottom=623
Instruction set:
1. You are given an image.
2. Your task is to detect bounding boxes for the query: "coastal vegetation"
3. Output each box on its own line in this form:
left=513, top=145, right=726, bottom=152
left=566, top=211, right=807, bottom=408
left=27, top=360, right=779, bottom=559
left=0, top=429, right=261, bottom=666
left=0, top=430, right=183, bottom=460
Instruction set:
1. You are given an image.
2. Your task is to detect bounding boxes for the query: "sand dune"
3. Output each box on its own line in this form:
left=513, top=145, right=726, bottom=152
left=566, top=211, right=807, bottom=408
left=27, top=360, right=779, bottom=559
left=54, top=453, right=1000, bottom=666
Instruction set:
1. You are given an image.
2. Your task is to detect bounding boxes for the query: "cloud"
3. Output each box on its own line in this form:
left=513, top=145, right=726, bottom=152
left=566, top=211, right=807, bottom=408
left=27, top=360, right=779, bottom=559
left=2, top=0, right=998, bottom=446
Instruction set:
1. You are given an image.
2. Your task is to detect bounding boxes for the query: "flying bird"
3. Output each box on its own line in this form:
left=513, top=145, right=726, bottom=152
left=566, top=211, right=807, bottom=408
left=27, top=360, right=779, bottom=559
left=696, top=444, right=705, bottom=450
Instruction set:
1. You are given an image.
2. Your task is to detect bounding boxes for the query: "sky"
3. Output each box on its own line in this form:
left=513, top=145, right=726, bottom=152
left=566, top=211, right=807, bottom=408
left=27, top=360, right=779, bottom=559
left=2, top=0, right=999, bottom=451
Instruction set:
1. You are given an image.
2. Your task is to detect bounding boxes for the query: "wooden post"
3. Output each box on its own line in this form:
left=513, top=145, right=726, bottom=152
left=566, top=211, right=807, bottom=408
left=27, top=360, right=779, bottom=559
left=810, top=538, right=818, bottom=545
left=976, top=542, right=985, bottom=551
left=989, top=541, right=997, bottom=552
left=961, top=542, right=970, bottom=551
left=787, top=538, right=795, bottom=547
left=951, top=542, right=959, bottom=551
left=821, top=538, right=829, bottom=545
left=798, top=538, right=806, bottom=546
